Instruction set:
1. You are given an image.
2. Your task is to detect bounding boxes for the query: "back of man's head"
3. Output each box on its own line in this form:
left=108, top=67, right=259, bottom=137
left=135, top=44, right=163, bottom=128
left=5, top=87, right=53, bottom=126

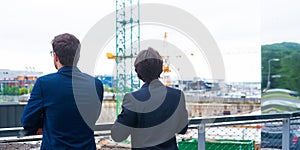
left=52, top=33, right=80, bottom=66
left=134, top=47, right=163, bottom=83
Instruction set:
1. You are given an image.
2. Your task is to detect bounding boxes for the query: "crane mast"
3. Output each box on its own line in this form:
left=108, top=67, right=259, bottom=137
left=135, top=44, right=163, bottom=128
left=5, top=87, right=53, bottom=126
left=115, top=0, right=140, bottom=115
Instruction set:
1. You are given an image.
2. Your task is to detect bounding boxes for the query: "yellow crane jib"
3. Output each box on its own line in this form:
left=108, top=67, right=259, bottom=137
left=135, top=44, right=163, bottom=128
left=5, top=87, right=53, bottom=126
left=163, top=65, right=171, bottom=73
left=106, top=53, right=116, bottom=59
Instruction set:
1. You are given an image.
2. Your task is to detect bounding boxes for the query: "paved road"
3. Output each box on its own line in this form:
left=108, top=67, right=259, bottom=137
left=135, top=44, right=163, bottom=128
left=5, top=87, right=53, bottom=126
left=262, top=97, right=300, bottom=104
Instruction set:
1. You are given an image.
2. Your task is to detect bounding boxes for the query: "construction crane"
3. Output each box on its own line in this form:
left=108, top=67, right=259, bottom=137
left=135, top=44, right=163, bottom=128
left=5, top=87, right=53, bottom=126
left=107, top=50, right=173, bottom=87
left=162, top=32, right=172, bottom=86
left=108, top=32, right=183, bottom=88
left=115, top=0, right=140, bottom=115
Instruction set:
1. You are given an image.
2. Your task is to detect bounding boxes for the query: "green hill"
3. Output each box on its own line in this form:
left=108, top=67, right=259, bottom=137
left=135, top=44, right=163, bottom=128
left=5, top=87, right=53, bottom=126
left=261, top=42, right=300, bottom=93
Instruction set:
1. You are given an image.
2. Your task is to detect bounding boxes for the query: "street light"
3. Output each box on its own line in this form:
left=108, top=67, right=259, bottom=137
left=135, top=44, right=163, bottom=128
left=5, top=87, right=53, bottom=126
left=266, top=58, right=280, bottom=89
left=271, top=74, right=282, bottom=78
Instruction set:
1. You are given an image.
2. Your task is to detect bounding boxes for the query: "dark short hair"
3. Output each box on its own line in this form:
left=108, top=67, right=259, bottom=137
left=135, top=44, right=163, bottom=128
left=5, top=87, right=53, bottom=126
left=51, top=33, right=80, bottom=66
left=135, top=58, right=163, bottom=83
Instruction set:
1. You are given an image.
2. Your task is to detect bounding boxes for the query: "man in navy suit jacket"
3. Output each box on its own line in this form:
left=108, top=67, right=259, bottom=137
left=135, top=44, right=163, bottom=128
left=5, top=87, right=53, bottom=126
left=21, top=33, right=103, bottom=149
left=111, top=47, right=188, bottom=150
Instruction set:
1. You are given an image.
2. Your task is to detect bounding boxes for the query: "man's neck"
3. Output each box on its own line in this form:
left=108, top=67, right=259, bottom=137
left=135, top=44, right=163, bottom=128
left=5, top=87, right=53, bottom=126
left=56, top=64, right=64, bottom=70
left=58, top=65, right=78, bottom=70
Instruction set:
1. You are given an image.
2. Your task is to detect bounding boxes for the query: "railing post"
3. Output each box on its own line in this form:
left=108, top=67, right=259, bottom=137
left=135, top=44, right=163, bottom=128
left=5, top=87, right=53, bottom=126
left=282, top=118, right=290, bottom=150
left=198, top=123, right=205, bottom=150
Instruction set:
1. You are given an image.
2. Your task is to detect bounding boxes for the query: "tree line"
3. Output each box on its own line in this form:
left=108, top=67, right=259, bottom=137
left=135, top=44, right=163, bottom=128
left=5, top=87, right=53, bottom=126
left=0, top=86, right=33, bottom=95
left=261, top=42, right=300, bottom=93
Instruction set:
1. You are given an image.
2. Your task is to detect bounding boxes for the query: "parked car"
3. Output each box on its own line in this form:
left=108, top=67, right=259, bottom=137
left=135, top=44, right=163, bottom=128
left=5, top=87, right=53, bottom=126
left=261, top=121, right=300, bottom=150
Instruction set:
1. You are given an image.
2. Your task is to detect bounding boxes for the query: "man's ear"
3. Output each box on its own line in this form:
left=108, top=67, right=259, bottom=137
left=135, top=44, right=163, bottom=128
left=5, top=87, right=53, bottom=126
left=137, top=73, right=145, bottom=82
left=54, top=53, right=59, bottom=62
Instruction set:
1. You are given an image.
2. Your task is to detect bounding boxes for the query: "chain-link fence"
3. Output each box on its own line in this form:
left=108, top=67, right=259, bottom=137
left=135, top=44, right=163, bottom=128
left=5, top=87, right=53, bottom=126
left=2, top=102, right=300, bottom=150
left=0, top=126, right=130, bottom=150
left=260, top=117, right=300, bottom=150
left=0, top=136, right=131, bottom=150
left=178, top=112, right=300, bottom=150
left=177, top=124, right=262, bottom=150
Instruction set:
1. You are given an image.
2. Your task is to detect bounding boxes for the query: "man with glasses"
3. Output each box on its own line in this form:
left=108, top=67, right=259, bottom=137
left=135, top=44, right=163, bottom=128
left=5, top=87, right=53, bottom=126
left=21, top=33, right=103, bottom=149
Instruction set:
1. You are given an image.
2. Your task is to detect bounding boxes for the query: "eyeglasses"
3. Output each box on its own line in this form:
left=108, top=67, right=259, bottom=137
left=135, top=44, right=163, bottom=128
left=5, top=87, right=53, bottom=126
left=50, top=51, right=54, bottom=57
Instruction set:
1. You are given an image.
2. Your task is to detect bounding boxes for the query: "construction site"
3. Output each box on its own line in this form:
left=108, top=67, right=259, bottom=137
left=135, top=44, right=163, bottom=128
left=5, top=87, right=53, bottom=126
left=4, top=0, right=299, bottom=150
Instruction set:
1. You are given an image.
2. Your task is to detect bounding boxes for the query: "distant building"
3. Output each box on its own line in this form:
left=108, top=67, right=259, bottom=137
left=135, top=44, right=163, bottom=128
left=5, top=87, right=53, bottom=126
left=179, top=80, right=215, bottom=91
left=0, top=69, right=43, bottom=88
left=96, top=75, right=114, bottom=88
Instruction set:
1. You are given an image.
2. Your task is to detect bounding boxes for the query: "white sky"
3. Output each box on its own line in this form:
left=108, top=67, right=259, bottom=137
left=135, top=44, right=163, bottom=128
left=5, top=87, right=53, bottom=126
left=262, top=0, right=300, bottom=44
left=0, top=0, right=299, bottom=82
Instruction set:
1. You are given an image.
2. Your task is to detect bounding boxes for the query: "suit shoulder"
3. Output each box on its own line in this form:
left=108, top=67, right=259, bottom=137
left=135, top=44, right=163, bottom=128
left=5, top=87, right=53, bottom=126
left=131, top=89, right=142, bottom=95
left=81, top=73, right=99, bottom=80
left=166, top=87, right=183, bottom=94
left=80, top=72, right=94, bottom=79
left=79, top=73, right=101, bottom=82
left=37, top=73, right=58, bottom=81
left=93, top=76, right=103, bottom=85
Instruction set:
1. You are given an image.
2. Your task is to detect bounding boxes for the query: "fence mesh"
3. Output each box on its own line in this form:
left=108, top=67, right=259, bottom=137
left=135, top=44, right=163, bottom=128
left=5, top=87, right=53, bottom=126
left=177, top=119, right=300, bottom=150
left=178, top=118, right=300, bottom=150
left=177, top=126, right=260, bottom=149
left=2, top=117, right=300, bottom=149
left=3, top=100, right=300, bottom=150
left=288, top=117, right=300, bottom=150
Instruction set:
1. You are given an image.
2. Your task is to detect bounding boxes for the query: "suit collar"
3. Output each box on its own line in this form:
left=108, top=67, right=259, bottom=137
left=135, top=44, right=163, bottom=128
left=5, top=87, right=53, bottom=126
left=57, top=66, right=81, bottom=73
left=142, top=79, right=164, bottom=88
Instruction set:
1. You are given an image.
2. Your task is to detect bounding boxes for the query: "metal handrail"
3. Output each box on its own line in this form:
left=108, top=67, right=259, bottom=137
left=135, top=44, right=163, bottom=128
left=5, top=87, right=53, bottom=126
left=189, top=111, right=299, bottom=125
left=0, top=123, right=113, bottom=143
left=2, top=111, right=300, bottom=147
left=188, top=111, right=300, bottom=150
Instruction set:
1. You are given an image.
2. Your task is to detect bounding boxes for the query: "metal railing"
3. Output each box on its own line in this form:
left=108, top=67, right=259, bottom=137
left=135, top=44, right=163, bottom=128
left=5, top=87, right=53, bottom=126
left=2, top=112, right=300, bottom=150
left=0, top=123, right=113, bottom=142
left=187, top=111, right=300, bottom=150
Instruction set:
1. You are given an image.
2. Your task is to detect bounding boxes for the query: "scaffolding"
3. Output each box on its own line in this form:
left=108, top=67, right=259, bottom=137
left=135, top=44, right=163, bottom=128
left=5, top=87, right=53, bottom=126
left=115, top=0, right=140, bottom=115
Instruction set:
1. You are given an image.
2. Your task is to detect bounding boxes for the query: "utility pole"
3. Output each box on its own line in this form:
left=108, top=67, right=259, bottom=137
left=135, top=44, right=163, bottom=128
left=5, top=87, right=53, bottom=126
left=266, top=58, right=280, bottom=90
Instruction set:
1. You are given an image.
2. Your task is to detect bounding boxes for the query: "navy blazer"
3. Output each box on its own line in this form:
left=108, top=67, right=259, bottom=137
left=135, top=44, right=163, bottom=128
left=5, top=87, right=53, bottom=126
left=22, top=66, right=103, bottom=150
left=111, top=80, right=188, bottom=150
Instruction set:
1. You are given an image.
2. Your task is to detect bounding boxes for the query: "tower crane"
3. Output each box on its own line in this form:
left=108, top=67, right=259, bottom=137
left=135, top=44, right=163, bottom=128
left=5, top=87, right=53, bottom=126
left=115, top=0, right=140, bottom=115
left=108, top=31, right=183, bottom=88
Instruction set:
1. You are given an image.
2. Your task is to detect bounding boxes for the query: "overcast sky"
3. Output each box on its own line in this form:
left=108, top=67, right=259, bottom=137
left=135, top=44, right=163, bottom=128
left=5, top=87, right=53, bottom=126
left=0, top=0, right=299, bottom=82
left=262, top=0, right=300, bottom=44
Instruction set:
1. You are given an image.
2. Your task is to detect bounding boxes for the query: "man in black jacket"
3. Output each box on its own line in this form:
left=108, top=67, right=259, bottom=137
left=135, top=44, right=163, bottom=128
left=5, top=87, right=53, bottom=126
left=111, top=47, right=188, bottom=150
